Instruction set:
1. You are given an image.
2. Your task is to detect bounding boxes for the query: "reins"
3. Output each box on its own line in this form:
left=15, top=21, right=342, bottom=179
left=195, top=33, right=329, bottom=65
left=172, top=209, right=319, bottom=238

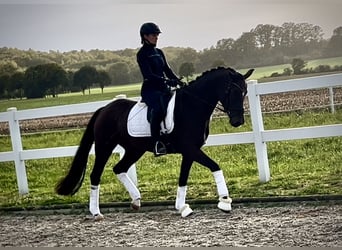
left=178, top=87, right=225, bottom=112
left=179, top=83, right=234, bottom=114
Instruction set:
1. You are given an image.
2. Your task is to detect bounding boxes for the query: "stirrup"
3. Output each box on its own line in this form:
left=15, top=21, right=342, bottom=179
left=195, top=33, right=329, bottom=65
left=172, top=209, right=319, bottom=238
left=154, top=141, right=167, bottom=156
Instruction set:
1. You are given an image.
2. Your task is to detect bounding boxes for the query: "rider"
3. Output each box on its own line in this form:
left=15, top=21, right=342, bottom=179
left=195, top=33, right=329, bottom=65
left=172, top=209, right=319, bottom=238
left=137, top=22, right=183, bottom=156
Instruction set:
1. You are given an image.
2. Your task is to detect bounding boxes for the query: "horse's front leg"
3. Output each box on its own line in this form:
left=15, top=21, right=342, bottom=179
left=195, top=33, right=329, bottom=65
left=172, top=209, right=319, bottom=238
left=175, top=155, right=194, bottom=217
left=194, top=149, right=232, bottom=212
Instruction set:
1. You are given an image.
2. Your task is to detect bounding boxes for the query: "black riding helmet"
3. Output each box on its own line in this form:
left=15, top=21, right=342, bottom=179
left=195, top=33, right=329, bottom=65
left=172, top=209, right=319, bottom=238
left=140, top=22, right=162, bottom=43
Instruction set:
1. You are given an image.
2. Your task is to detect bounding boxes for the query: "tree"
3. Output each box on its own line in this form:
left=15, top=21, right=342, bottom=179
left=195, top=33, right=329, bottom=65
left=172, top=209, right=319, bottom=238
left=43, top=63, right=68, bottom=97
left=252, top=24, right=277, bottom=49
left=66, top=70, right=76, bottom=92
left=197, top=48, right=221, bottom=72
left=234, top=32, right=258, bottom=66
left=178, top=62, right=195, bottom=82
left=0, top=60, right=18, bottom=76
left=97, top=70, right=111, bottom=93
left=10, top=71, right=25, bottom=99
left=325, top=26, right=342, bottom=57
left=24, top=65, right=47, bottom=98
left=173, top=47, right=198, bottom=68
left=73, top=65, right=98, bottom=95
left=108, top=62, right=130, bottom=85
left=0, top=74, right=11, bottom=99
left=215, top=38, right=238, bottom=66
left=278, top=22, right=323, bottom=56
left=23, top=63, right=68, bottom=98
left=291, top=58, right=307, bottom=75
left=282, top=67, right=292, bottom=76
left=211, top=60, right=226, bottom=68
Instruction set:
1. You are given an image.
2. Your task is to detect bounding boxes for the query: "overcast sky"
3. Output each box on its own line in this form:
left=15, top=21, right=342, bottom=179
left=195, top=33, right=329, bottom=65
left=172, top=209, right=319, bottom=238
left=0, top=0, right=341, bottom=52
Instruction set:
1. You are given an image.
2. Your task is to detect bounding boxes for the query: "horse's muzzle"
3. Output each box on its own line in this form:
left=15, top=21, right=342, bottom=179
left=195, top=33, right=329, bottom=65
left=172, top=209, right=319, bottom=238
left=229, top=115, right=244, bottom=127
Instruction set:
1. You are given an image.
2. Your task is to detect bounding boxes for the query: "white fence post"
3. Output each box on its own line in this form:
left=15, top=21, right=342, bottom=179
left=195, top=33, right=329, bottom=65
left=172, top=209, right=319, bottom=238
left=247, top=80, right=270, bottom=182
left=329, top=87, right=335, bottom=113
left=7, top=107, right=29, bottom=194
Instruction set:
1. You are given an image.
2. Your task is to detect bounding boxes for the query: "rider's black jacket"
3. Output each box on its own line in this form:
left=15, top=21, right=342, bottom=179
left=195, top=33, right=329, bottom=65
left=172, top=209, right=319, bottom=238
left=137, top=43, right=178, bottom=95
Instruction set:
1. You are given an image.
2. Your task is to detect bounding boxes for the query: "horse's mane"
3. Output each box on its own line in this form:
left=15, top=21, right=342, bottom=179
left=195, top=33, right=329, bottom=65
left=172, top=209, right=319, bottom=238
left=187, top=67, right=237, bottom=85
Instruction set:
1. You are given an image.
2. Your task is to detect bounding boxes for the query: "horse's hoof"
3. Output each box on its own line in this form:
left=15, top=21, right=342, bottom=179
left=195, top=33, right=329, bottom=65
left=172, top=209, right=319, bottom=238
left=130, top=203, right=140, bottom=210
left=179, top=204, right=193, bottom=218
left=131, top=199, right=141, bottom=210
left=218, top=196, right=232, bottom=212
left=94, top=213, right=104, bottom=221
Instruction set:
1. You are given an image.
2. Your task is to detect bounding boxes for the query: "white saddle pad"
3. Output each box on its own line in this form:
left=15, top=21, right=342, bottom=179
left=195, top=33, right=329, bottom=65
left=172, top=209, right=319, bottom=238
left=127, top=92, right=176, bottom=137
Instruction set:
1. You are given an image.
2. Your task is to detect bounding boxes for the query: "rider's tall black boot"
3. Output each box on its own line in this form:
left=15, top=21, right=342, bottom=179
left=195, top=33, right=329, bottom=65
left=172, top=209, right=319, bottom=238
left=150, top=111, right=167, bottom=156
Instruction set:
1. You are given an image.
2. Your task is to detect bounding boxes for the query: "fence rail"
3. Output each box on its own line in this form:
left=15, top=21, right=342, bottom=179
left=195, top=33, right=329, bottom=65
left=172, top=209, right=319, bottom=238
left=1, top=74, right=342, bottom=194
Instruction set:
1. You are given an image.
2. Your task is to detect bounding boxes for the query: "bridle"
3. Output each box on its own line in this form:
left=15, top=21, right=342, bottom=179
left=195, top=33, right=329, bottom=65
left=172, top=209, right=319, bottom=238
left=217, top=81, right=247, bottom=113
left=180, top=80, right=247, bottom=113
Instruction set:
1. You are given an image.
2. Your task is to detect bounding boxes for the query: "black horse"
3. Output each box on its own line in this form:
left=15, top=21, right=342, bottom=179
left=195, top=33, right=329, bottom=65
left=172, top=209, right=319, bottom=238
left=56, top=67, right=254, bottom=219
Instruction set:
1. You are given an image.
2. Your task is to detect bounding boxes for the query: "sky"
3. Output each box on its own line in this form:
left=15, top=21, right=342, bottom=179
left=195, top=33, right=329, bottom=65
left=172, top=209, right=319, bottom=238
left=0, top=0, right=341, bottom=52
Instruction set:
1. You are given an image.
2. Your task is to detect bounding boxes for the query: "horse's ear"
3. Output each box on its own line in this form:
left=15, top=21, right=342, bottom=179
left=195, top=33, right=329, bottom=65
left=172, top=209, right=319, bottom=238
left=243, top=69, right=254, bottom=79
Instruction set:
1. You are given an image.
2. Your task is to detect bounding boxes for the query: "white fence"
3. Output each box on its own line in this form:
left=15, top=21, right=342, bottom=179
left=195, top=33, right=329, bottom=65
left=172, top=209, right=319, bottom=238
left=1, top=73, right=342, bottom=195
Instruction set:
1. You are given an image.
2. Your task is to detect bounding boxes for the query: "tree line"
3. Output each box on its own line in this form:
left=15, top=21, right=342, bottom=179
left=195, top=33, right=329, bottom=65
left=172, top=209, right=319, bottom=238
left=0, top=22, right=341, bottom=99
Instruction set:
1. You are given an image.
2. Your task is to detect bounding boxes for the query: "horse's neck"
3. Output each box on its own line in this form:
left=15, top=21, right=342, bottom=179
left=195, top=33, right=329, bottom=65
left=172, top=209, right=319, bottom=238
left=189, top=79, right=219, bottom=107
left=181, top=69, right=228, bottom=120
left=181, top=81, right=219, bottom=119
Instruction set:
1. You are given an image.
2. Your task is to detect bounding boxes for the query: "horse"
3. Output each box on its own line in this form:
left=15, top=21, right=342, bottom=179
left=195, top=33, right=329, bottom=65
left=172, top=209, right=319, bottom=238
left=55, top=67, right=254, bottom=219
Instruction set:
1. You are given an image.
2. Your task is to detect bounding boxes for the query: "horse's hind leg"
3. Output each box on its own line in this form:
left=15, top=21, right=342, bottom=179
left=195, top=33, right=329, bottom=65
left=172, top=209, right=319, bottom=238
left=89, top=144, right=116, bottom=219
left=113, top=149, right=145, bottom=210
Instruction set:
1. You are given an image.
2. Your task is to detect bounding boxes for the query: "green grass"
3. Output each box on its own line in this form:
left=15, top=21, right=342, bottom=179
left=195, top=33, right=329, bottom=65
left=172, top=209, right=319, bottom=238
left=307, top=57, right=342, bottom=68
left=59, top=83, right=142, bottom=97
left=0, top=110, right=341, bottom=208
left=0, top=87, right=141, bottom=112
left=243, top=56, right=342, bottom=80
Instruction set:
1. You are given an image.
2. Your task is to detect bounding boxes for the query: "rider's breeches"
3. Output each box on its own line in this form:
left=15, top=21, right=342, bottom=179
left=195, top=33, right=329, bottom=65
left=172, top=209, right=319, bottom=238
left=141, top=90, right=169, bottom=142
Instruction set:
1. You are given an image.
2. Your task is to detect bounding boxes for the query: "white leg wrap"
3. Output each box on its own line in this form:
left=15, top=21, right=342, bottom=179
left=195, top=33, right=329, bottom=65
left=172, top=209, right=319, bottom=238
left=213, top=170, right=229, bottom=198
left=179, top=204, right=193, bottom=218
left=213, top=170, right=232, bottom=212
left=89, top=185, right=102, bottom=216
left=175, top=186, right=187, bottom=210
left=218, top=196, right=232, bottom=212
left=117, top=173, right=141, bottom=201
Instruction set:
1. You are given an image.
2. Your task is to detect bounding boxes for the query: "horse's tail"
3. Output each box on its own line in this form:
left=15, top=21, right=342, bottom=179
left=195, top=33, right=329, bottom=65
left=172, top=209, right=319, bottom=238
left=55, top=107, right=103, bottom=196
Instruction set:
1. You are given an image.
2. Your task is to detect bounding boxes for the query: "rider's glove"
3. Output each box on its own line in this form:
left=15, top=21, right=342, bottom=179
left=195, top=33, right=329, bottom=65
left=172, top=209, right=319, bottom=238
left=166, top=78, right=185, bottom=88
left=166, top=79, right=179, bottom=87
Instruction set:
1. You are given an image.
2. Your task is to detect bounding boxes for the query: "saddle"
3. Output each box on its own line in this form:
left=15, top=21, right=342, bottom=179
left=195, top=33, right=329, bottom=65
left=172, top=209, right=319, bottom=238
left=127, top=92, right=176, bottom=137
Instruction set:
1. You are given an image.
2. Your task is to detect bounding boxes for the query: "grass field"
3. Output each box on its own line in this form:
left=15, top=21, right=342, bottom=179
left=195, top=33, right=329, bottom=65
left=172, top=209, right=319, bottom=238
left=0, top=87, right=141, bottom=112
left=242, top=56, right=342, bottom=80
left=0, top=110, right=341, bottom=208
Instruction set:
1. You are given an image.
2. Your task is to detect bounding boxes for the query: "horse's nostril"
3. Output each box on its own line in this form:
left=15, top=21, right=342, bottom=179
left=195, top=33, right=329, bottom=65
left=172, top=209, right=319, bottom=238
left=230, top=117, right=244, bottom=127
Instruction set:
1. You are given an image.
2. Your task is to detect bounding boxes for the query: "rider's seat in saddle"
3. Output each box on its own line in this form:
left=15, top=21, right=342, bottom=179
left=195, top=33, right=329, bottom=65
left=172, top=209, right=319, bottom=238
left=127, top=92, right=176, bottom=137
